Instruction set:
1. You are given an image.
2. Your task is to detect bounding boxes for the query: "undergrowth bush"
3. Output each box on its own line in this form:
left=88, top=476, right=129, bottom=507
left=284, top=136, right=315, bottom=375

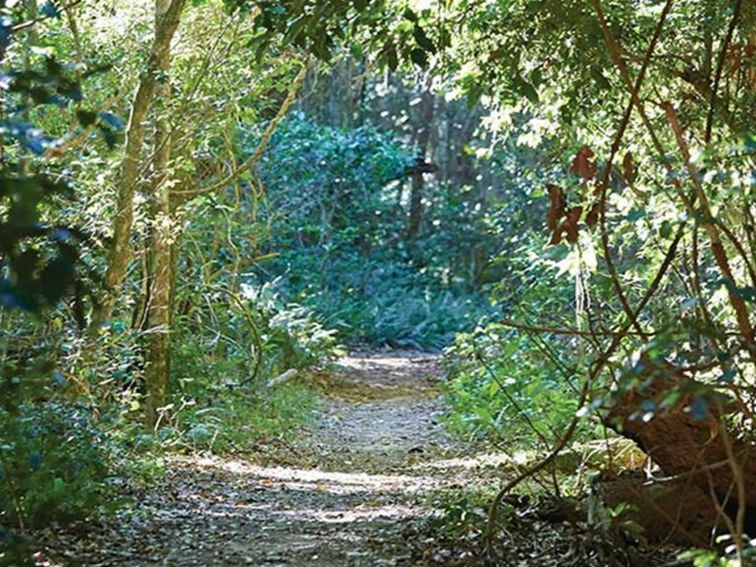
left=427, top=486, right=503, bottom=543
left=0, top=400, right=114, bottom=531
left=159, top=283, right=328, bottom=452
left=171, top=384, right=318, bottom=452
left=440, top=232, right=592, bottom=446
left=241, top=280, right=341, bottom=372
left=286, top=255, right=493, bottom=349
left=442, top=325, right=588, bottom=446
left=251, top=113, right=496, bottom=349
left=164, top=356, right=320, bottom=452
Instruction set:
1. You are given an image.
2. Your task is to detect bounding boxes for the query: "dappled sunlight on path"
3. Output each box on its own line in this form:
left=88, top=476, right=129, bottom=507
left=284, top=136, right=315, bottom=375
left=44, top=352, right=497, bottom=566
left=191, top=456, right=440, bottom=494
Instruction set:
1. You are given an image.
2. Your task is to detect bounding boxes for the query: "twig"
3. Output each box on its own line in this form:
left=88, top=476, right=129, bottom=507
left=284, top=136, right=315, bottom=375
left=705, top=0, right=743, bottom=143
left=715, top=218, right=756, bottom=288
left=664, top=103, right=754, bottom=346
left=483, top=371, right=591, bottom=562
left=44, top=96, right=118, bottom=159
left=499, top=319, right=651, bottom=338
left=474, top=351, right=557, bottom=444
left=172, top=58, right=309, bottom=199
left=592, top=0, right=696, bottom=211
left=207, top=286, right=264, bottom=384
left=598, top=0, right=755, bottom=349
left=717, top=408, right=747, bottom=562
left=11, top=0, right=84, bottom=32
left=590, top=0, right=675, bottom=341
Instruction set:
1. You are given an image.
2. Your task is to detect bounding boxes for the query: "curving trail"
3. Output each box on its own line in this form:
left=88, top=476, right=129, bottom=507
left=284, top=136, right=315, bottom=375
left=46, top=352, right=501, bottom=566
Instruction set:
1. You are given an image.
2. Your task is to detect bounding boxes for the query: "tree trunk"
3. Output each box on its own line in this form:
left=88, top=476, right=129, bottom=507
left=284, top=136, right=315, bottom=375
left=143, top=0, right=176, bottom=428
left=604, top=361, right=756, bottom=510
left=406, top=89, right=434, bottom=239
left=19, top=0, right=37, bottom=175
left=89, top=0, right=186, bottom=335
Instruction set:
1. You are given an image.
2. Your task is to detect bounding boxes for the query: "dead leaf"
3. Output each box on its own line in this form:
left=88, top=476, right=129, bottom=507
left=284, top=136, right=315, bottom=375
left=622, top=151, right=636, bottom=185
left=549, top=227, right=563, bottom=246
left=546, top=184, right=566, bottom=231
left=570, top=146, right=597, bottom=181
left=586, top=202, right=601, bottom=228
left=563, top=206, right=583, bottom=244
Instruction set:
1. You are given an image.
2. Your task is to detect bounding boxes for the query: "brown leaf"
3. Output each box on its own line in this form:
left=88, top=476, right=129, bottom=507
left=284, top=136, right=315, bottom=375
left=546, top=184, right=566, bottom=231
left=586, top=202, right=601, bottom=228
left=563, top=206, right=583, bottom=244
left=622, top=151, right=636, bottom=185
left=570, top=146, right=597, bottom=181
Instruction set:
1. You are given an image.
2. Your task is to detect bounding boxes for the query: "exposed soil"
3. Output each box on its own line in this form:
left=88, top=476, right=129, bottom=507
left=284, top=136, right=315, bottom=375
left=36, top=352, right=499, bottom=566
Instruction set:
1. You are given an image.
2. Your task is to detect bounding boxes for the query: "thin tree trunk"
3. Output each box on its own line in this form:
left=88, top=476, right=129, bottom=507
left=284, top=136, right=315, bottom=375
left=19, top=0, right=37, bottom=175
left=89, top=0, right=186, bottom=335
left=143, top=0, right=176, bottom=428
left=406, top=88, right=433, bottom=239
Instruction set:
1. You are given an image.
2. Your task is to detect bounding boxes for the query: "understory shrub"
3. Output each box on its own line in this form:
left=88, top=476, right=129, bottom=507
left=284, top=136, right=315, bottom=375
left=0, top=401, right=114, bottom=531
left=155, top=382, right=320, bottom=452
left=442, top=322, right=591, bottom=447
left=172, top=279, right=340, bottom=382
left=427, top=486, right=503, bottom=543
left=249, top=113, right=496, bottom=348
left=158, top=283, right=329, bottom=451
left=283, top=254, right=494, bottom=349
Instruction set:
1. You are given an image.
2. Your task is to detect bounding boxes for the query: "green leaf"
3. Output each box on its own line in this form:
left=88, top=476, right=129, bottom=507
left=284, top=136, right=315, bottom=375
left=410, top=47, right=427, bottom=67
left=513, top=75, right=538, bottom=103
left=625, top=209, right=646, bottom=222
left=403, top=7, right=418, bottom=22
left=350, top=41, right=364, bottom=60
left=659, top=220, right=673, bottom=239
left=591, top=67, right=611, bottom=89
left=412, top=24, right=436, bottom=54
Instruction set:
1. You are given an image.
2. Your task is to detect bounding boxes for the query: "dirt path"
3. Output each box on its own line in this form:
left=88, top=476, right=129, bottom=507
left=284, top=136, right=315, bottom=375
left=48, top=352, right=495, bottom=566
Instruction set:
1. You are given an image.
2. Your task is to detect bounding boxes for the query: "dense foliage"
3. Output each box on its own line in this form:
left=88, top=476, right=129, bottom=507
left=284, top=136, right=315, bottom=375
left=1, top=0, right=754, bottom=564
left=250, top=113, right=493, bottom=347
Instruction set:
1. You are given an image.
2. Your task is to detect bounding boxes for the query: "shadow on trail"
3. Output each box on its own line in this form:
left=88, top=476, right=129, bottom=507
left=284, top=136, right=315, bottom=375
left=43, top=352, right=505, bottom=566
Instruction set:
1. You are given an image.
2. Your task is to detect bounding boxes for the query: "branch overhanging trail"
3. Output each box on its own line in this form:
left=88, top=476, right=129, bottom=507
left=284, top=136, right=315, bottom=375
left=484, top=1, right=677, bottom=559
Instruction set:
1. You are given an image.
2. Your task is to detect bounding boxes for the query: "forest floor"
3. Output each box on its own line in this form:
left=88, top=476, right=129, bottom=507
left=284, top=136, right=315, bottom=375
left=39, top=352, right=510, bottom=566
left=33, top=352, right=685, bottom=566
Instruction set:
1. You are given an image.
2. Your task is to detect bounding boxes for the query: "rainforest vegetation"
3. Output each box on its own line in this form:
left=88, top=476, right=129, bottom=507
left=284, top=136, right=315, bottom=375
left=1, top=0, right=755, bottom=565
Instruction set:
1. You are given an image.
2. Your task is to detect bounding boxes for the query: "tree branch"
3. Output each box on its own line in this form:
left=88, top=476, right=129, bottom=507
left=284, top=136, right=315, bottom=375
left=590, top=0, right=675, bottom=340
left=705, top=0, right=744, bottom=142
left=172, top=59, right=309, bottom=200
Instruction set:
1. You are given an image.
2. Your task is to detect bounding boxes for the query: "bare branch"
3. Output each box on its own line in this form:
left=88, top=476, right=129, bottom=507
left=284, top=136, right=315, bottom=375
left=173, top=59, right=309, bottom=200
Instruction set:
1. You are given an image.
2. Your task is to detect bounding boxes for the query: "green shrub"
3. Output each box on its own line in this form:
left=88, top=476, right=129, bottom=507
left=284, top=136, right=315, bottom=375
left=427, top=486, right=505, bottom=542
left=442, top=324, right=590, bottom=447
left=164, top=289, right=328, bottom=452
left=165, top=383, right=320, bottom=452
left=310, top=274, right=491, bottom=349
left=266, top=245, right=496, bottom=349
left=0, top=402, right=114, bottom=530
left=247, top=113, right=496, bottom=348
left=243, top=280, right=341, bottom=373
left=173, top=280, right=340, bottom=385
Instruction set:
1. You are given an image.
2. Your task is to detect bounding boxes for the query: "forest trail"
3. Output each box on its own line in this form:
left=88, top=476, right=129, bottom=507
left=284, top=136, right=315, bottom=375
left=52, top=353, right=499, bottom=566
